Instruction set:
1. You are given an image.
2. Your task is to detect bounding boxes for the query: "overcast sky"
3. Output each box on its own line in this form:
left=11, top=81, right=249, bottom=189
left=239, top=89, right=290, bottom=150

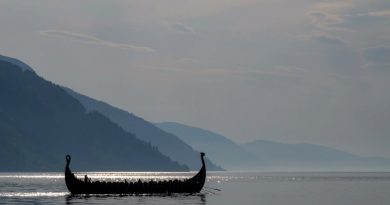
left=1, top=0, right=389, bottom=158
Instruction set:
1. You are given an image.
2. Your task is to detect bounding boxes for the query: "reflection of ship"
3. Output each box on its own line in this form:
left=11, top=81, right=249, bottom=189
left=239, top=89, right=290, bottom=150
left=64, top=153, right=206, bottom=194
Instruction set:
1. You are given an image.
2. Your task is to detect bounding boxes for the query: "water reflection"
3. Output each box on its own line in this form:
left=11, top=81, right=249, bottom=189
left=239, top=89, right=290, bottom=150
left=65, top=193, right=206, bottom=205
left=3, top=172, right=390, bottom=205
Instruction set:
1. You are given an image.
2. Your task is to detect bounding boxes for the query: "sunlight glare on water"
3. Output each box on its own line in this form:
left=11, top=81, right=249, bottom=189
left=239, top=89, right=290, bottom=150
left=0, top=173, right=63, bottom=179
left=1, top=172, right=390, bottom=205
left=0, top=192, right=68, bottom=197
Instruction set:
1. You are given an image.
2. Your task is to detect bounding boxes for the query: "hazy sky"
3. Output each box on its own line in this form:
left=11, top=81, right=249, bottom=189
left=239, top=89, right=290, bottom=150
left=1, top=0, right=389, bottom=157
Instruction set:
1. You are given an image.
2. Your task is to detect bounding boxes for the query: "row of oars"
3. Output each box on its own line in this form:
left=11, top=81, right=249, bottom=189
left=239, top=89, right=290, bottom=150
left=203, top=186, right=221, bottom=195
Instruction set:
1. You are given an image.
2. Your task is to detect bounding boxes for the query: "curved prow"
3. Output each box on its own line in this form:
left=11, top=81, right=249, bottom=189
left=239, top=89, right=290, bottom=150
left=65, top=155, right=71, bottom=176
left=188, top=152, right=206, bottom=192
left=200, top=152, right=205, bottom=166
left=65, top=155, right=71, bottom=168
left=65, top=154, right=80, bottom=194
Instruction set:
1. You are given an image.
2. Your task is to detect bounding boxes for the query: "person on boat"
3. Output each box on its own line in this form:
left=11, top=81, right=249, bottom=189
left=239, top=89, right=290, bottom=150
left=84, top=175, right=90, bottom=183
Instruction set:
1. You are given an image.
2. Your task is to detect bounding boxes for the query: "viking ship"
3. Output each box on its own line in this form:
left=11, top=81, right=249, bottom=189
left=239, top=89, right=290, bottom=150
left=64, top=153, right=206, bottom=194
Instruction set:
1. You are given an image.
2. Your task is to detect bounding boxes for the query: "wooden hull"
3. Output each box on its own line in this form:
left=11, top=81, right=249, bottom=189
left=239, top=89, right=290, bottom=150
left=64, top=153, right=206, bottom=195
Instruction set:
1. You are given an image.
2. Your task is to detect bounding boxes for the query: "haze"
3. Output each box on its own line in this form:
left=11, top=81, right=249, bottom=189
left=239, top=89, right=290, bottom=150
left=0, top=0, right=389, bottom=158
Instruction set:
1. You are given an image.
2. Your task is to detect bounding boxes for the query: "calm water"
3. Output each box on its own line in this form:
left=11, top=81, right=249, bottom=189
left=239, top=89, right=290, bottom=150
left=1, top=172, right=390, bottom=204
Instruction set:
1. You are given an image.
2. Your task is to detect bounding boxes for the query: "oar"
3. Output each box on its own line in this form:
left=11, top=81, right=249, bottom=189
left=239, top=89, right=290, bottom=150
left=204, top=186, right=221, bottom=191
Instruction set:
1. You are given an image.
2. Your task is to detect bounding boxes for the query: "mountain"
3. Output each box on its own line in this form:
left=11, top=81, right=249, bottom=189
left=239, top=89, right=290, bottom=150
left=155, top=122, right=259, bottom=170
left=65, top=89, right=223, bottom=171
left=242, top=140, right=390, bottom=171
left=156, top=122, right=390, bottom=171
left=0, top=55, right=34, bottom=72
left=0, top=56, right=188, bottom=171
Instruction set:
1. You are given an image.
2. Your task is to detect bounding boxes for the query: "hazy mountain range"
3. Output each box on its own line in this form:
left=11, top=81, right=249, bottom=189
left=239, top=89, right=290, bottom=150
left=64, top=88, right=223, bottom=171
left=0, top=55, right=189, bottom=171
left=156, top=122, right=390, bottom=171
left=242, top=140, right=390, bottom=171
left=155, top=122, right=259, bottom=170
left=2, top=54, right=390, bottom=172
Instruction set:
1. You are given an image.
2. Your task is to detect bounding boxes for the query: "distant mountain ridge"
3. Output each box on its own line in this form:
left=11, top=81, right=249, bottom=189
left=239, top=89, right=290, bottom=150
left=242, top=140, right=390, bottom=171
left=3, top=54, right=389, bottom=172
left=0, top=55, right=187, bottom=171
left=65, top=88, right=223, bottom=171
left=0, top=55, right=34, bottom=72
left=156, top=122, right=390, bottom=171
left=155, top=122, right=260, bottom=170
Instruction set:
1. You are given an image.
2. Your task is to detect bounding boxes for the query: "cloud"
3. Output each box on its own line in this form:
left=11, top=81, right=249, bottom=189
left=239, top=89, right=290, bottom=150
left=39, top=30, right=155, bottom=53
left=315, top=34, right=345, bottom=45
left=299, top=32, right=345, bottom=45
left=306, top=10, right=344, bottom=30
left=128, top=62, right=311, bottom=79
left=168, top=22, right=195, bottom=33
left=364, top=47, right=390, bottom=65
left=311, top=1, right=351, bottom=11
left=366, top=9, right=390, bottom=17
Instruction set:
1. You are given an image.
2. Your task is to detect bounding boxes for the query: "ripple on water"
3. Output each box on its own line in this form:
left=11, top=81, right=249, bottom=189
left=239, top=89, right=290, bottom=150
left=0, top=192, right=68, bottom=197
